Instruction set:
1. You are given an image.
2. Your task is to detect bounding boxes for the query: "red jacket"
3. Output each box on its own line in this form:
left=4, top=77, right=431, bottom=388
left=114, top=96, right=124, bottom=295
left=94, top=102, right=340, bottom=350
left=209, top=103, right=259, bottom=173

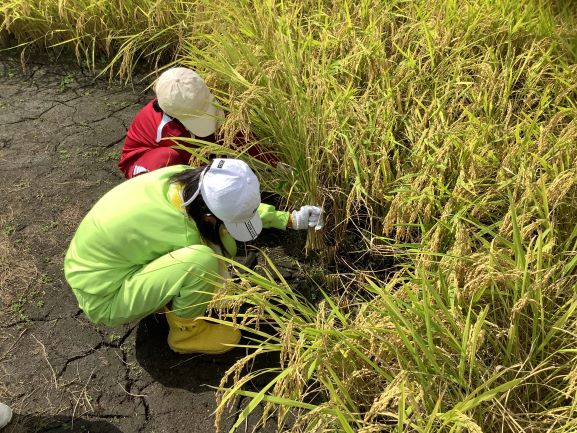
left=118, top=100, right=210, bottom=176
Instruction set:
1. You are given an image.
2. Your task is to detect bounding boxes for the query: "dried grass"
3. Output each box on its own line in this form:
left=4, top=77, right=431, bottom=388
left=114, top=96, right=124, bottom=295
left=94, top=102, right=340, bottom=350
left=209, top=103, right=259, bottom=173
left=0, top=213, right=38, bottom=311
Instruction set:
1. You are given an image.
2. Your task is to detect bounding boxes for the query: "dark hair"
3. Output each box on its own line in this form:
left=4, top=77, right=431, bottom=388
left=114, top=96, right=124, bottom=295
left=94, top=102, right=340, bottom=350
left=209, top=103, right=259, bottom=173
left=152, top=99, right=162, bottom=112
left=169, top=166, right=230, bottom=256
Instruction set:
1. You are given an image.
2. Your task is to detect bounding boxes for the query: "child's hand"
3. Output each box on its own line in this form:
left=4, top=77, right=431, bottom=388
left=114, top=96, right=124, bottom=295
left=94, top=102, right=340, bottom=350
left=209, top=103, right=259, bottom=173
left=290, top=206, right=324, bottom=231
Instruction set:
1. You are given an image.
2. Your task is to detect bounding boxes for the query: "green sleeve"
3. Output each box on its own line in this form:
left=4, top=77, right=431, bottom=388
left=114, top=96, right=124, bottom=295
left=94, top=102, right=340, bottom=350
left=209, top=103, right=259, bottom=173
left=258, top=203, right=289, bottom=230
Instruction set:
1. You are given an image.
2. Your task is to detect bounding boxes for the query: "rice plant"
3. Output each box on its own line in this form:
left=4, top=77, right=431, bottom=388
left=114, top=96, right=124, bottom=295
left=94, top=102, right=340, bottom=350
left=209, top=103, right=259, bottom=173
left=177, top=0, right=577, bottom=430
left=214, top=194, right=577, bottom=432
left=1, top=0, right=208, bottom=78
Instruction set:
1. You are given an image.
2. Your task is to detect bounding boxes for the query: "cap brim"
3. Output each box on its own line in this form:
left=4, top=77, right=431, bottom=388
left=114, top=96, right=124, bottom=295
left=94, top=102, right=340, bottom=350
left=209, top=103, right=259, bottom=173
left=178, top=102, right=224, bottom=137
left=224, top=212, right=262, bottom=242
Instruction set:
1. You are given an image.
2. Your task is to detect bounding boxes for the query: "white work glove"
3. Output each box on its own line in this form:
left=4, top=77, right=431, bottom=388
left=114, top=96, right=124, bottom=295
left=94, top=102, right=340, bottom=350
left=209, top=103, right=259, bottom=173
left=290, top=205, right=324, bottom=231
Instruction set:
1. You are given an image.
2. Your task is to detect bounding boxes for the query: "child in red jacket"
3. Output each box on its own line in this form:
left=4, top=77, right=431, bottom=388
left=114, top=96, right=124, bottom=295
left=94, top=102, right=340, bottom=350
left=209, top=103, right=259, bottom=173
left=118, top=67, right=223, bottom=178
left=118, top=67, right=276, bottom=179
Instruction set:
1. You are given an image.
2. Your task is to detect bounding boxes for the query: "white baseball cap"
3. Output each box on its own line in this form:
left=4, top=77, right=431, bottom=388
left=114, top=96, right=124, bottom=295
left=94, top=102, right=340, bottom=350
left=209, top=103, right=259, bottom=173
left=182, top=159, right=262, bottom=242
left=154, top=67, right=224, bottom=137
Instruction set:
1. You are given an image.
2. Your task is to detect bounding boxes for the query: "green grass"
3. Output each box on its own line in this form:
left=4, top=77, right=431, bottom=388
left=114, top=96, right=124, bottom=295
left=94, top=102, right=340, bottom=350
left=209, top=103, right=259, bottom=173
left=3, top=0, right=577, bottom=431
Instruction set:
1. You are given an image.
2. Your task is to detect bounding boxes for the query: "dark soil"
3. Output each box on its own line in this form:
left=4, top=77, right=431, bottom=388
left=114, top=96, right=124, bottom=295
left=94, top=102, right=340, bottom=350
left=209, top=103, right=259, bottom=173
left=0, top=55, right=308, bottom=433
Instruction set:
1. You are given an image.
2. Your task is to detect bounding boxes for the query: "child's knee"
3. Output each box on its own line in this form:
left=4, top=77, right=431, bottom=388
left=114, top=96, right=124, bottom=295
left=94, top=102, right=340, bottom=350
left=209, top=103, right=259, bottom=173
left=178, top=244, right=220, bottom=275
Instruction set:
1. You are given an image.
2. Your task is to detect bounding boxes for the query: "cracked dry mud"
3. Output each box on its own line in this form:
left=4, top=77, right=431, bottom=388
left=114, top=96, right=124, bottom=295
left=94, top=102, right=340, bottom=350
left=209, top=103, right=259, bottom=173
left=0, top=56, right=295, bottom=433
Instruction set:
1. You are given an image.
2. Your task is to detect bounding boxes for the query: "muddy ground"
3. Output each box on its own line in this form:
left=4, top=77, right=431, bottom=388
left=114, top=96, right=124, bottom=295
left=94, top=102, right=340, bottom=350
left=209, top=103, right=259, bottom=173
left=0, top=55, right=309, bottom=433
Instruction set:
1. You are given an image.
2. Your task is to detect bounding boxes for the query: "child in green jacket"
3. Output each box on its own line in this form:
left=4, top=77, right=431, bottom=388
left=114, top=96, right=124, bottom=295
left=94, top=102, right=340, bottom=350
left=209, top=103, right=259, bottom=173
left=64, top=159, right=322, bottom=354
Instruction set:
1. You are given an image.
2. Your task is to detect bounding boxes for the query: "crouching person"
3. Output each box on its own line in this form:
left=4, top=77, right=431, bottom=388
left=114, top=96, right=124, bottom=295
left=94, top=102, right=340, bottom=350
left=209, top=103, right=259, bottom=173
left=64, top=159, right=323, bottom=354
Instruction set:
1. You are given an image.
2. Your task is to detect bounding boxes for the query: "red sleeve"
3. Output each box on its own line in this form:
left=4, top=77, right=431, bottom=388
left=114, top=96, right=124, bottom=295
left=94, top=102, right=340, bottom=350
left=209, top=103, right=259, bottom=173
left=119, top=101, right=192, bottom=172
left=161, top=121, right=192, bottom=147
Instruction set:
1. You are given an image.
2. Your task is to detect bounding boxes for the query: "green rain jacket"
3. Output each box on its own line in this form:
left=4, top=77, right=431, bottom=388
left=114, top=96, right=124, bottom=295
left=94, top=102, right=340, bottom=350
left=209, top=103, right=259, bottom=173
left=64, top=165, right=289, bottom=321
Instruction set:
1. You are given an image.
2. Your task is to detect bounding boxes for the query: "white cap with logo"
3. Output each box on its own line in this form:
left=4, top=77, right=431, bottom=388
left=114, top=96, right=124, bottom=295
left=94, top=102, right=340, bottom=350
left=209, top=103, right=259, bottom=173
left=154, top=67, right=224, bottom=137
left=183, top=159, right=262, bottom=242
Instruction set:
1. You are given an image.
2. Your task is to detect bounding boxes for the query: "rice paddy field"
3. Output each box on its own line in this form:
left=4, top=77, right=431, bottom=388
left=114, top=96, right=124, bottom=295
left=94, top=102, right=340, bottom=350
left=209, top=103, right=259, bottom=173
left=2, top=0, right=577, bottom=432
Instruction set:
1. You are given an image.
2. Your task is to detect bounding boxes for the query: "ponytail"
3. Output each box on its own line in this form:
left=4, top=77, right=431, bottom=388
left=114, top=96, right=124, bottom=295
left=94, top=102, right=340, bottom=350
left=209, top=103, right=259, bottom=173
left=169, top=167, right=230, bottom=256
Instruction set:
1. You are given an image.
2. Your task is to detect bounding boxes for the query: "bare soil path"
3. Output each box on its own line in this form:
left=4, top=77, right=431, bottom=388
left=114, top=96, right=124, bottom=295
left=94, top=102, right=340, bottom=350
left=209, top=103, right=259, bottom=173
left=0, top=56, right=283, bottom=433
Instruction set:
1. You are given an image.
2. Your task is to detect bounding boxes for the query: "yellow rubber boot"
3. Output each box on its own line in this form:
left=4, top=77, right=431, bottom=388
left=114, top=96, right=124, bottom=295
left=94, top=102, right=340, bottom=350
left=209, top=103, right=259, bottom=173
left=165, top=309, right=241, bottom=354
